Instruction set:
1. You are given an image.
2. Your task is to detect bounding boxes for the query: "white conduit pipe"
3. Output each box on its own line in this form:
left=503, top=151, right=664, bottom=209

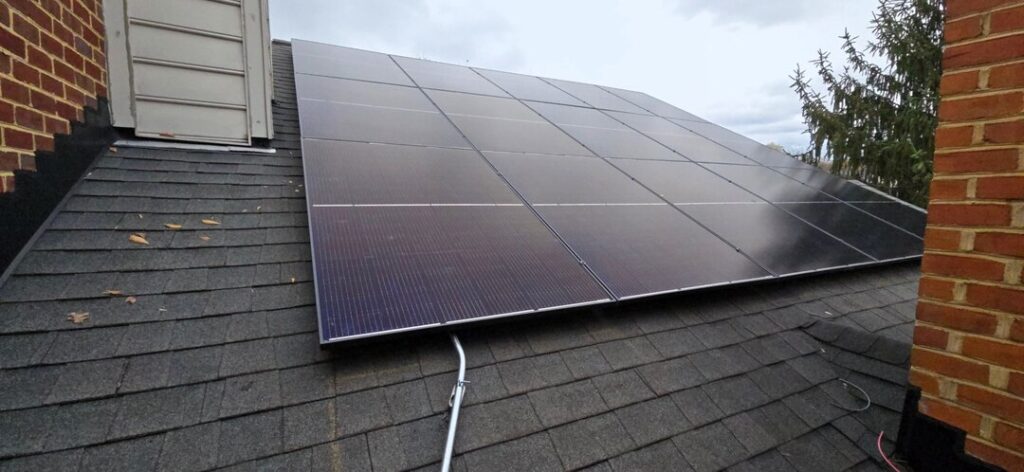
left=441, top=334, right=468, bottom=472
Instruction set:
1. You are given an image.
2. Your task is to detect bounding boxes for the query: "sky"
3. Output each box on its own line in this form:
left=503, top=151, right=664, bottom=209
left=268, top=0, right=879, bottom=151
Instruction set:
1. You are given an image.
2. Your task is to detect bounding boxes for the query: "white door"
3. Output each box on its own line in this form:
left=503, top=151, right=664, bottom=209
left=104, top=0, right=274, bottom=145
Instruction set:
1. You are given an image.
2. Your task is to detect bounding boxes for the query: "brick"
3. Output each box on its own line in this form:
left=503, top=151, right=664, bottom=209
left=924, top=228, right=962, bottom=251
left=26, top=44, right=50, bottom=71
left=911, top=347, right=990, bottom=384
left=14, top=106, right=43, bottom=131
left=19, top=153, right=34, bottom=171
left=910, top=368, right=940, bottom=396
left=991, top=4, right=1024, bottom=35
left=1, top=77, right=30, bottom=104
left=43, top=115, right=67, bottom=135
left=939, top=92, right=1023, bottom=122
left=945, top=17, right=983, bottom=43
left=1010, top=371, right=1024, bottom=396
left=11, top=60, right=38, bottom=84
left=935, top=125, right=975, bottom=148
left=1012, top=319, right=1024, bottom=343
left=919, top=276, right=956, bottom=300
left=943, top=34, right=1024, bottom=70
left=962, top=336, right=1024, bottom=370
left=966, top=438, right=1024, bottom=472
left=995, top=421, right=1024, bottom=451
left=939, top=70, right=980, bottom=96
left=0, top=151, right=16, bottom=170
left=984, top=119, right=1024, bottom=144
left=965, top=283, right=1024, bottom=314
left=913, top=325, right=949, bottom=349
left=11, top=13, right=38, bottom=45
left=919, top=397, right=982, bottom=434
left=976, top=176, right=1024, bottom=199
left=34, top=133, right=52, bottom=152
left=917, top=301, right=999, bottom=335
left=0, top=100, right=12, bottom=123
left=929, top=179, right=968, bottom=200
left=975, top=232, right=1024, bottom=258
left=38, top=71, right=60, bottom=95
left=934, top=149, right=1019, bottom=174
left=958, top=383, right=1024, bottom=423
left=29, top=89, right=55, bottom=114
left=0, top=26, right=26, bottom=57
left=922, top=254, right=1006, bottom=281
left=929, top=204, right=1012, bottom=226
left=946, top=0, right=1012, bottom=20
left=989, top=62, right=1024, bottom=89
left=3, top=127, right=32, bottom=150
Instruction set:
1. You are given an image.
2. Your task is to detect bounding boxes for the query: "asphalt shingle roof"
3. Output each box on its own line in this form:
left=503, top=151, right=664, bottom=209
left=0, top=42, right=920, bottom=471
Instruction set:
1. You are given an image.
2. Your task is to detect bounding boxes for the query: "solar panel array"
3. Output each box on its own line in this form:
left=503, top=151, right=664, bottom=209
left=292, top=39, right=926, bottom=344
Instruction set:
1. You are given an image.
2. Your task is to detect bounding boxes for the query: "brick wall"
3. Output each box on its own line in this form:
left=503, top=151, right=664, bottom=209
left=0, top=0, right=106, bottom=193
left=910, top=0, right=1024, bottom=469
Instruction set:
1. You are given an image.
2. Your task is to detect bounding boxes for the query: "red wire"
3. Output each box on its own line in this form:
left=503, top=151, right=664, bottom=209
left=877, top=431, right=901, bottom=472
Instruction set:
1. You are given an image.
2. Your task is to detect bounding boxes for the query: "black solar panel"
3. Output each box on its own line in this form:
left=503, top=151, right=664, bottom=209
left=292, top=39, right=925, bottom=344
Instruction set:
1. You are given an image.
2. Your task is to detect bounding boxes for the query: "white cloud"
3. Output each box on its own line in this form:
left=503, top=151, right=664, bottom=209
left=268, top=0, right=878, bottom=149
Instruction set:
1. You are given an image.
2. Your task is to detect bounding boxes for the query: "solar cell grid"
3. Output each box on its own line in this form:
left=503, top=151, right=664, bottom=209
left=293, top=38, right=925, bottom=344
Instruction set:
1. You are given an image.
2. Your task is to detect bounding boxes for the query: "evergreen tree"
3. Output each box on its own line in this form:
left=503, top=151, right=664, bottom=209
left=791, top=0, right=943, bottom=207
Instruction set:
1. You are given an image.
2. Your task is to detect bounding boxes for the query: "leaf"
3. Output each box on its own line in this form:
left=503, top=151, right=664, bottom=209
left=129, top=233, right=149, bottom=245
left=103, top=290, right=123, bottom=296
left=290, top=277, right=296, bottom=283
left=201, top=219, right=220, bottom=226
left=108, top=146, right=118, bottom=153
left=199, top=235, right=211, bottom=241
left=67, top=312, right=90, bottom=324
left=125, top=296, right=137, bottom=304
left=164, top=223, right=183, bottom=230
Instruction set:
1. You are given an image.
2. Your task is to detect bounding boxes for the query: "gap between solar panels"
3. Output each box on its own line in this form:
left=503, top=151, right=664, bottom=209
left=291, top=38, right=926, bottom=344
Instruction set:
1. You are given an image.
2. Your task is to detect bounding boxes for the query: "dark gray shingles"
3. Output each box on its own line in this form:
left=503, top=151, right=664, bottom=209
left=218, top=338, right=276, bottom=376
left=689, top=345, right=759, bottom=381
left=158, top=422, right=221, bottom=472
left=777, top=429, right=858, bottom=472
left=671, top=387, right=726, bottom=427
left=647, top=327, right=705, bottom=358
left=217, top=410, right=283, bottom=467
left=463, top=433, right=563, bottom=472
left=80, top=435, right=163, bottom=471
left=726, top=450, right=797, bottom=472
left=528, top=379, right=607, bottom=427
left=334, top=388, right=392, bottom=436
left=637, top=356, right=706, bottom=395
left=560, top=345, right=613, bottom=379
left=45, top=398, right=120, bottom=450
left=0, top=449, right=83, bottom=472
left=383, top=379, right=433, bottom=423
left=310, top=435, right=372, bottom=472
left=691, top=321, right=746, bottom=349
left=367, top=415, right=446, bottom=472
left=0, top=365, right=60, bottom=409
left=549, top=413, right=636, bottom=470
left=282, top=399, right=335, bottom=450
left=596, top=336, right=662, bottom=370
left=609, top=440, right=693, bottom=472
left=673, top=422, right=749, bottom=472
left=701, top=376, right=770, bottom=416
left=782, top=387, right=846, bottom=429
left=46, top=358, right=126, bottom=404
left=722, top=411, right=777, bottom=455
left=109, top=384, right=205, bottom=439
left=454, top=396, right=543, bottom=453
left=786, top=355, right=839, bottom=385
left=219, top=371, right=281, bottom=418
left=592, top=369, right=656, bottom=409
left=0, top=406, right=56, bottom=456
left=616, top=396, right=692, bottom=445
left=279, top=362, right=335, bottom=404
left=747, top=363, right=812, bottom=401
left=496, top=353, right=572, bottom=395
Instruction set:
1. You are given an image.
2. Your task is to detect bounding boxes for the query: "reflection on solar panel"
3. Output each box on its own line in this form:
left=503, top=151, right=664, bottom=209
left=292, top=39, right=926, bottom=344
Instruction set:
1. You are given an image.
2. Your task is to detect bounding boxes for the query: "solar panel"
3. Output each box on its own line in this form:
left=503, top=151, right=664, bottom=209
left=293, top=39, right=925, bottom=344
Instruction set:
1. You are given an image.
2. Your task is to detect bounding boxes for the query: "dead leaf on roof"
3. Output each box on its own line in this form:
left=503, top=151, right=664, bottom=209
left=158, top=308, right=167, bottom=312
left=67, top=312, right=90, bottom=324
left=103, top=289, right=123, bottom=296
left=138, top=214, right=144, bottom=219
left=125, top=296, right=137, bottom=304
left=290, top=277, right=296, bottom=283
left=256, top=206, right=262, bottom=211
left=129, top=233, right=149, bottom=245
left=109, top=146, right=118, bottom=153
left=164, top=223, right=183, bottom=230
left=201, top=219, right=220, bottom=226
left=199, top=235, right=211, bottom=241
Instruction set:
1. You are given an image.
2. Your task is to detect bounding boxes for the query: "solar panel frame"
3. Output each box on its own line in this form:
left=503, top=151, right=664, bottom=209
left=293, top=39, right=926, bottom=345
